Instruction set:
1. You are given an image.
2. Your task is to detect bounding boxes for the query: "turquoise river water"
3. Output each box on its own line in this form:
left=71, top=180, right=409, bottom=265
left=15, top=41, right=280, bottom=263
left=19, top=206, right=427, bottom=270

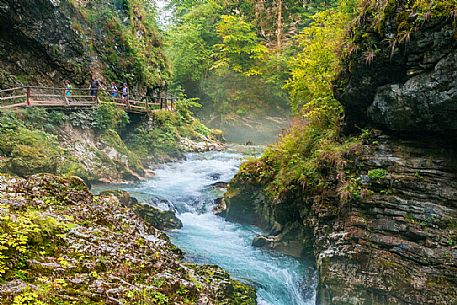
left=94, top=148, right=316, bottom=305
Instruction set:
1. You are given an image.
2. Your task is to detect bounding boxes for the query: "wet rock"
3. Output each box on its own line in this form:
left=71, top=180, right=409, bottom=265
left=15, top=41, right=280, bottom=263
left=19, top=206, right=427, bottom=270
left=146, top=195, right=176, bottom=212
left=99, top=190, right=138, bottom=208
left=133, top=202, right=183, bottom=230
left=213, top=197, right=227, bottom=217
left=208, top=173, right=222, bottom=181
left=336, top=10, right=457, bottom=136
left=179, top=138, right=224, bottom=152
left=209, top=181, right=228, bottom=189
left=252, top=235, right=269, bottom=247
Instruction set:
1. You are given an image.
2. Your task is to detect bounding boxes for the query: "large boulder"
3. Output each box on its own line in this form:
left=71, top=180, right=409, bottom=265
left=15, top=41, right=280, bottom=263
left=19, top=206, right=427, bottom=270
left=99, top=190, right=183, bottom=230
left=335, top=4, right=457, bottom=136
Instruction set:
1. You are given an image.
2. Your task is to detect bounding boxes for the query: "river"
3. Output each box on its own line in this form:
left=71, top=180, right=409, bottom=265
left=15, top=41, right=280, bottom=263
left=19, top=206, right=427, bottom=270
left=94, top=147, right=316, bottom=305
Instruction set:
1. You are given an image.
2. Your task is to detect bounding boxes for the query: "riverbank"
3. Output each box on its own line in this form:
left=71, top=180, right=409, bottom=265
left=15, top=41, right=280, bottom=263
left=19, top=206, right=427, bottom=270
left=0, top=105, right=224, bottom=184
left=93, top=149, right=315, bottom=305
left=0, top=173, right=256, bottom=304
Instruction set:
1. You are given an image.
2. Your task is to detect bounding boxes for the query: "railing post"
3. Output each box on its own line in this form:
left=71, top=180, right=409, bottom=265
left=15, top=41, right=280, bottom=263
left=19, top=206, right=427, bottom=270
left=145, top=98, right=149, bottom=111
left=26, top=87, right=31, bottom=106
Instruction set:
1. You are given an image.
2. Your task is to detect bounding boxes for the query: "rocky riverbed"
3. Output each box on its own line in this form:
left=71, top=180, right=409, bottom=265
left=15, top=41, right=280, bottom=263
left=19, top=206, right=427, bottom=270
left=0, top=174, right=256, bottom=304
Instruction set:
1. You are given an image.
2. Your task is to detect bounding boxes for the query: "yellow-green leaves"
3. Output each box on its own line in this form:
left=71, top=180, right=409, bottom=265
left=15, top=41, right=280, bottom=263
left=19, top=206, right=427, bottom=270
left=213, top=15, right=268, bottom=76
left=285, top=9, right=349, bottom=114
left=0, top=207, right=67, bottom=278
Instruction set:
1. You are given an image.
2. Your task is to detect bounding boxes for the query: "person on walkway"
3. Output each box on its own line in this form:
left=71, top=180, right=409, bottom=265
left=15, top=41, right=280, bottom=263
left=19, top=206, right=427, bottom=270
left=122, top=83, right=129, bottom=106
left=64, top=80, right=72, bottom=97
left=111, top=82, right=118, bottom=98
left=90, top=77, right=100, bottom=98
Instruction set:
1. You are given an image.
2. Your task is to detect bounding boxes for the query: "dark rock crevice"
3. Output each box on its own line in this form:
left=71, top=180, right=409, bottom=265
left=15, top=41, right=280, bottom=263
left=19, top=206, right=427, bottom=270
left=336, top=18, right=457, bottom=137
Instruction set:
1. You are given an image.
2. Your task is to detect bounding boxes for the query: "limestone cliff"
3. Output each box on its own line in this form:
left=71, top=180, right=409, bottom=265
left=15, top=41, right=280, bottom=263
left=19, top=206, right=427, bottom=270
left=0, top=0, right=167, bottom=90
left=225, top=2, right=457, bottom=304
left=335, top=1, right=457, bottom=136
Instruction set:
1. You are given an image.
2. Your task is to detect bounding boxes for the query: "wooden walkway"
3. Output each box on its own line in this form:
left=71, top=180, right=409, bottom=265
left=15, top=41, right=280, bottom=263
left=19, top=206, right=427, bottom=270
left=0, top=86, right=177, bottom=114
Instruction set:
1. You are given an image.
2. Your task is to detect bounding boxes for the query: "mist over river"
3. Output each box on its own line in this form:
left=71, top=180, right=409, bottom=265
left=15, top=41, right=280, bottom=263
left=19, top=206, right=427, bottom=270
left=94, top=147, right=316, bottom=305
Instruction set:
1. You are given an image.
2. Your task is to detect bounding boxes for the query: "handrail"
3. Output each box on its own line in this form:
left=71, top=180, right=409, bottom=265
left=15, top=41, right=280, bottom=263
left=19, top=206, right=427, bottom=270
left=0, top=85, right=177, bottom=113
left=0, top=87, right=24, bottom=93
left=0, top=95, right=27, bottom=101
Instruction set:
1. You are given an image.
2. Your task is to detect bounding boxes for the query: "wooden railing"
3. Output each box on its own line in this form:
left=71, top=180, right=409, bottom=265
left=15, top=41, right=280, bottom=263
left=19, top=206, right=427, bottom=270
left=0, top=86, right=177, bottom=113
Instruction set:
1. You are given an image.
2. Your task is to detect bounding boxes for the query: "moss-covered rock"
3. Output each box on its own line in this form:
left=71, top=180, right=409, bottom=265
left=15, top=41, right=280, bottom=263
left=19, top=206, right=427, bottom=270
left=0, top=174, right=256, bottom=304
left=99, top=190, right=183, bottom=230
left=335, top=1, right=457, bottom=136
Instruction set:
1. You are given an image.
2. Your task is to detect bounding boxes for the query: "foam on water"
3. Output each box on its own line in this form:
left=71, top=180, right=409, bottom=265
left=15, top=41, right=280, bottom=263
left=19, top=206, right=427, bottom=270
left=96, top=149, right=316, bottom=304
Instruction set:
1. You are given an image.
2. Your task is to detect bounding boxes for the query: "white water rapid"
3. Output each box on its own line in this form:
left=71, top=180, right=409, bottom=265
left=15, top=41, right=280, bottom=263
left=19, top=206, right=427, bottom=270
left=94, top=148, right=316, bottom=305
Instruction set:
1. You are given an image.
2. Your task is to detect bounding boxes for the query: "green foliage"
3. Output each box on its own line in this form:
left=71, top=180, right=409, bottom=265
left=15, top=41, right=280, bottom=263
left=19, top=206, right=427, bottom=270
left=243, top=101, right=345, bottom=195
left=128, top=112, right=182, bottom=159
left=346, top=0, right=457, bottom=65
left=175, top=97, right=203, bottom=120
left=165, top=0, right=290, bottom=125
left=213, top=15, right=268, bottom=76
left=367, top=168, right=388, bottom=181
left=68, top=104, right=128, bottom=132
left=165, top=1, right=221, bottom=85
left=94, top=103, right=129, bottom=131
left=0, top=108, right=69, bottom=133
left=127, top=107, right=214, bottom=160
left=0, top=206, right=67, bottom=279
left=0, top=115, right=63, bottom=177
left=12, top=291, right=47, bottom=305
left=285, top=9, right=350, bottom=113
left=82, top=0, right=168, bottom=87
left=236, top=2, right=362, bottom=200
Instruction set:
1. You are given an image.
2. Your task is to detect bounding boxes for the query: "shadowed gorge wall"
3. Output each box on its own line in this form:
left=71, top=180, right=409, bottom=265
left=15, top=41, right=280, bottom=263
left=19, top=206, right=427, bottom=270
left=0, top=0, right=167, bottom=90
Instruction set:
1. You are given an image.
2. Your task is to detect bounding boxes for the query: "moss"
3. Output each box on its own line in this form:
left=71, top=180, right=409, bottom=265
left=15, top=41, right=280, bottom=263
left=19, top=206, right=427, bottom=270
left=82, top=0, right=168, bottom=88
left=0, top=122, right=63, bottom=177
left=126, top=109, right=215, bottom=161
left=100, top=129, right=144, bottom=174
left=345, top=0, right=457, bottom=66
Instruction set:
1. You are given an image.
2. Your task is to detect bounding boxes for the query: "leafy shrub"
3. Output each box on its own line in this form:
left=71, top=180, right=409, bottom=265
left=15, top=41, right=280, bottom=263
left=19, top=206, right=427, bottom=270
left=0, top=109, right=68, bottom=134
left=0, top=207, right=67, bottom=278
left=68, top=104, right=129, bottom=131
left=367, top=168, right=388, bottom=181
left=94, top=103, right=129, bottom=131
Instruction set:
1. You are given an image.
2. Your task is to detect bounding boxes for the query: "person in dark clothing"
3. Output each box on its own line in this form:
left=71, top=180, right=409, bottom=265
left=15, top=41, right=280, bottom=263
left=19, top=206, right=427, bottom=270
left=90, top=77, right=100, bottom=97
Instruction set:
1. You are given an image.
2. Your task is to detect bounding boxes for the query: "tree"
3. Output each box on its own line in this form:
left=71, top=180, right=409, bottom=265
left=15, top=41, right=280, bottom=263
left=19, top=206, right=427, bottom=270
left=284, top=9, right=349, bottom=113
left=212, top=15, right=268, bottom=76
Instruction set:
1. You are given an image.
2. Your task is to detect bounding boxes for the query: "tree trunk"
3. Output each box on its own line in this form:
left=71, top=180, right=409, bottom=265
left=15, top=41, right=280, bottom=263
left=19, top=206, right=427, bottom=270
left=276, top=0, right=283, bottom=51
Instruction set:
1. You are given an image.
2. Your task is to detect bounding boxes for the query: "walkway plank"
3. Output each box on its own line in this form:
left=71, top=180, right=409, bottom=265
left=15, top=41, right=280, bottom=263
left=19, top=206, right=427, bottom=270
left=0, top=86, right=176, bottom=114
